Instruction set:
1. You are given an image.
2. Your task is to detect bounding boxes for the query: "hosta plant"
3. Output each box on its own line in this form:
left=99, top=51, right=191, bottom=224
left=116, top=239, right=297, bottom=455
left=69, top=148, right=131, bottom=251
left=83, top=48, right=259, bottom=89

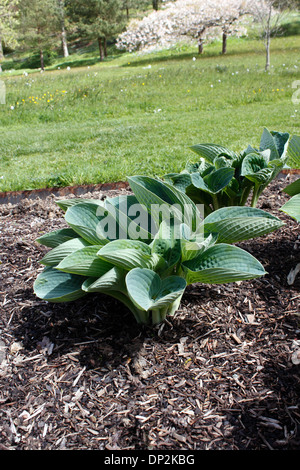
left=164, top=128, right=299, bottom=217
left=34, top=175, right=283, bottom=325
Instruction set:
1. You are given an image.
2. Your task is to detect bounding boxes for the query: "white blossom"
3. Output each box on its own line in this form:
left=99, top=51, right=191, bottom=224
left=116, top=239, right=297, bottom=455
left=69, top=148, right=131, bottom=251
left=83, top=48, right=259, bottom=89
left=116, top=0, right=254, bottom=53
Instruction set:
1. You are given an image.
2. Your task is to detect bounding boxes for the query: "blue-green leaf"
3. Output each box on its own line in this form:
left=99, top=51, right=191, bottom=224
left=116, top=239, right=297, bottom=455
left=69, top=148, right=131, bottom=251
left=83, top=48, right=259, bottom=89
left=34, top=266, right=86, bottom=302
left=40, top=238, right=90, bottom=267
left=36, top=228, right=78, bottom=248
left=287, top=135, right=300, bottom=169
left=128, top=175, right=202, bottom=232
left=97, top=239, right=160, bottom=271
left=64, top=202, right=113, bottom=245
left=55, top=246, right=113, bottom=277
left=283, top=178, right=300, bottom=197
left=203, top=206, right=284, bottom=243
left=125, top=268, right=186, bottom=312
left=82, top=267, right=126, bottom=292
left=182, top=244, right=266, bottom=285
left=190, top=143, right=237, bottom=163
left=280, top=194, right=300, bottom=222
left=259, top=128, right=289, bottom=160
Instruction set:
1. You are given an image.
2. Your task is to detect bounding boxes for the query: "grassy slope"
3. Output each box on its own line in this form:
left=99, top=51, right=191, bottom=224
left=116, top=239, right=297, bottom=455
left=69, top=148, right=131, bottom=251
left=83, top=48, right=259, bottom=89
left=0, top=34, right=300, bottom=192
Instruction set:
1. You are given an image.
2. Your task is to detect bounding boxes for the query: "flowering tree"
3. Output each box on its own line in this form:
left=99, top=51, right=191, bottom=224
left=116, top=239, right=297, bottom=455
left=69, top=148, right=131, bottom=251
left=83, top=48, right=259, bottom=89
left=116, top=0, right=252, bottom=54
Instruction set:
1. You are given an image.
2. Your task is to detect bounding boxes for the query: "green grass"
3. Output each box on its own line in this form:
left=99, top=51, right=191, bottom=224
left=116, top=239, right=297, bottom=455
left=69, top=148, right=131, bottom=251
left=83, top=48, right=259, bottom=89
left=0, top=34, right=300, bottom=192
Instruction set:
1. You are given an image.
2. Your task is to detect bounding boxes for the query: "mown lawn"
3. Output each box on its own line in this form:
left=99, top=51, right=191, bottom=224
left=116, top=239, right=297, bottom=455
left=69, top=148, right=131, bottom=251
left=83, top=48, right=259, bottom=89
left=0, top=34, right=299, bottom=192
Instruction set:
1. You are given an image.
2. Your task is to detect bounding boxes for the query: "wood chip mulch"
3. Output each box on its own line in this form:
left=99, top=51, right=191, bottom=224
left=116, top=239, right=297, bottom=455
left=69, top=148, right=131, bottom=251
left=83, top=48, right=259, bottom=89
left=0, top=175, right=299, bottom=451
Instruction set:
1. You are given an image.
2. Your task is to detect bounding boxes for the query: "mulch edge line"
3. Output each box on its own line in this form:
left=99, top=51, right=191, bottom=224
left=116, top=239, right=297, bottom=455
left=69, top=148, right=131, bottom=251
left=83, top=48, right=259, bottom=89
left=0, top=181, right=129, bottom=205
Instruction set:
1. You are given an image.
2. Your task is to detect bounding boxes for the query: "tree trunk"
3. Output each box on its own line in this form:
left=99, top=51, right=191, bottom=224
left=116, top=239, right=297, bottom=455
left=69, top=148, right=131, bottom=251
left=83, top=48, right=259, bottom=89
left=198, top=39, right=204, bottom=54
left=152, top=0, right=159, bottom=10
left=222, top=31, right=227, bottom=54
left=98, top=37, right=104, bottom=61
left=40, top=49, right=45, bottom=71
left=61, top=25, right=69, bottom=58
left=265, top=33, right=270, bottom=71
left=104, top=37, right=107, bottom=57
left=197, top=28, right=206, bottom=54
left=58, top=0, right=69, bottom=57
left=265, top=4, right=272, bottom=72
left=0, top=37, right=3, bottom=73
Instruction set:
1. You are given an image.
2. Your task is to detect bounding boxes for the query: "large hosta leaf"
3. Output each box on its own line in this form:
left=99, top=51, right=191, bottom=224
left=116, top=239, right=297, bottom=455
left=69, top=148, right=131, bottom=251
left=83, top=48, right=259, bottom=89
left=163, top=173, right=193, bottom=193
left=36, top=228, right=79, bottom=248
left=64, top=202, right=119, bottom=245
left=203, top=206, right=283, bottom=243
left=241, top=153, right=268, bottom=175
left=33, top=266, right=86, bottom=302
left=287, top=135, right=300, bottom=169
left=40, top=238, right=90, bottom=267
left=55, top=246, right=113, bottom=277
left=280, top=194, right=300, bottom=222
left=105, top=194, right=154, bottom=242
left=191, top=167, right=235, bottom=194
left=125, top=268, right=186, bottom=312
left=259, top=128, right=290, bottom=160
left=182, top=244, right=266, bottom=285
left=127, top=175, right=202, bottom=232
left=190, top=143, right=237, bottom=163
left=283, top=178, right=300, bottom=197
left=82, top=267, right=126, bottom=292
left=180, top=232, right=218, bottom=262
left=151, top=219, right=182, bottom=270
left=97, top=239, right=161, bottom=271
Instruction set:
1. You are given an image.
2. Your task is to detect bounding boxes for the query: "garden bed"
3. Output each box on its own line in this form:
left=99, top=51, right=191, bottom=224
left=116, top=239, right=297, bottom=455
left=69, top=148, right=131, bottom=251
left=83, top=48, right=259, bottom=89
left=0, top=175, right=299, bottom=451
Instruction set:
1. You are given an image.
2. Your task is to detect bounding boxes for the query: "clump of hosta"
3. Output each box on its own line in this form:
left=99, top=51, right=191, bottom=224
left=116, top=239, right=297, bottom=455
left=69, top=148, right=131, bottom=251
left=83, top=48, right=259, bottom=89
left=34, top=175, right=283, bottom=325
left=164, top=129, right=298, bottom=217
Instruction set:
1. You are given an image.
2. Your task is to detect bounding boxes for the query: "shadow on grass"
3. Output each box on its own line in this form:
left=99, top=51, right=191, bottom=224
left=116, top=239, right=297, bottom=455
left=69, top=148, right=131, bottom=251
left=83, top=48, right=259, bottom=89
left=120, top=42, right=299, bottom=69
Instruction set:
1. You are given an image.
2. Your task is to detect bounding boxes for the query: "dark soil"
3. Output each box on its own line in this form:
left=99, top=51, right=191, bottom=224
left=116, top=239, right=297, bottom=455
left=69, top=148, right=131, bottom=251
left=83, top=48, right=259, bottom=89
left=0, top=176, right=299, bottom=451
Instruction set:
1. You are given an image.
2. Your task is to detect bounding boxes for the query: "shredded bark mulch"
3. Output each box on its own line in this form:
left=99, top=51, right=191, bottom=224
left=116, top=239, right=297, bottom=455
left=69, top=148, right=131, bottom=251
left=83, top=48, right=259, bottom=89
left=0, top=175, right=299, bottom=451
